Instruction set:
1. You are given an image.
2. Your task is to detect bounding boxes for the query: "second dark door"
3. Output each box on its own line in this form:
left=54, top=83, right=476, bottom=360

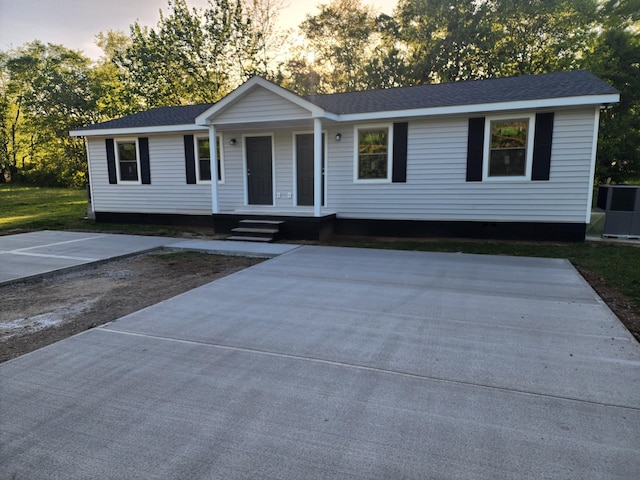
left=296, top=133, right=324, bottom=206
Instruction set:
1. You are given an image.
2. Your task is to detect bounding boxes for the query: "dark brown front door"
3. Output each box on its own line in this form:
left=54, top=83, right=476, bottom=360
left=296, top=134, right=324, bottom=206
left=246, top=136, right=273, bottom=205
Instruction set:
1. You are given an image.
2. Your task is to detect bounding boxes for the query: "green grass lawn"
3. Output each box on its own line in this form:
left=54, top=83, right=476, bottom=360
left=0, top=185, right=87, bottom=231
left=2, top=185, right=638, bottom=337
left=0, top=185, right=213, bottom=237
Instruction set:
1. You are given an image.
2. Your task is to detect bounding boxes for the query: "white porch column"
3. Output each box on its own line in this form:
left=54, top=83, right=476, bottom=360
left=313, top=117, right=322, bottom=217
left=209, top=125, right=220, bottom=214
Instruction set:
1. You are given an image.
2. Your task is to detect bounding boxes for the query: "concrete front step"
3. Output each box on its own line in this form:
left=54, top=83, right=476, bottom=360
left=231, top=227, right=280, bottom=235
left=228, top=218, right=285, bottom=243
left=227, top=235, right=273, bottom=243
left=239, top=219, right=285, bottom=226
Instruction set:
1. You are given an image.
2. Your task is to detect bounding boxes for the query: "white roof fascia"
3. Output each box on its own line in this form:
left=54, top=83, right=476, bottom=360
left=334, top=93, right=621, bottom=123
left=69, top=124, right=208, bottom=137
left=195, top=76, right=326, bottom=125
left=315, top=112, right=339, bottom=122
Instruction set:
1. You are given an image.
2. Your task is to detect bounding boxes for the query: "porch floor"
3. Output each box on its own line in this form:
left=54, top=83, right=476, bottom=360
left=221, top=208, right=337, bottom=218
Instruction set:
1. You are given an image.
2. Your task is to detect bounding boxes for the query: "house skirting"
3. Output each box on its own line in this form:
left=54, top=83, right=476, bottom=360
left=93, top=212, right=337, bottom=241
left=335, top=218, right=587, bottom=242
left=93, top=212, right=586, bottom=242
left=95, top=212, right=215, bottom=228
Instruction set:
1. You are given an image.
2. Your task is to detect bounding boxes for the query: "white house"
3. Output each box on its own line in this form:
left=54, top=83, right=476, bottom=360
left=70, top=70, right=619, bottom=241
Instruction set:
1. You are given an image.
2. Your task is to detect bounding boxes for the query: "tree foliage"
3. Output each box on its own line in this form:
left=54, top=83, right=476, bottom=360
left=1, top=0, right=639, bottom=186
left=282, top=0, right=379, bottom=94
left=113, top=0, right=261, bottom=108
left=588, top=29, right=640, bottom=183
left=0, top=42, right=97, bottom=186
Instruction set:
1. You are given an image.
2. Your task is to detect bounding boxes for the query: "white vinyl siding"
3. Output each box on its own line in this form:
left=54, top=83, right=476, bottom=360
left=86, top=108, right=597, bottom=224
left=327, top=108, right=596, bottom=223
left=88, top=134, right=212, bottom=214
left=215, top=88, right=312, bottom=125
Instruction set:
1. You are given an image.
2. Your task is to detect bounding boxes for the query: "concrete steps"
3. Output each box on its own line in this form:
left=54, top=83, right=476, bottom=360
left=228, top=219, right=285, bottom=242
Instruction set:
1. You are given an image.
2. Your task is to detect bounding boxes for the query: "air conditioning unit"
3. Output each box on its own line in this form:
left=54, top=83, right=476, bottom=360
left=597, top=185, right=640, bottom=239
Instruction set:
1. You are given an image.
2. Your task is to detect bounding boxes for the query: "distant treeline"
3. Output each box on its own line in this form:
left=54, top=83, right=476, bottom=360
left=1, top=0, right=638, bottom=187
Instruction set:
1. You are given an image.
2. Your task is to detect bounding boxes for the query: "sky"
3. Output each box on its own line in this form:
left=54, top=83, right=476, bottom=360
left=0, top=0, right=398, bottom=59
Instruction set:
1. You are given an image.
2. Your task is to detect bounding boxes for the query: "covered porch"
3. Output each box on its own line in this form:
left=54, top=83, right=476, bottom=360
left=194, top=77, right=339, bottom=230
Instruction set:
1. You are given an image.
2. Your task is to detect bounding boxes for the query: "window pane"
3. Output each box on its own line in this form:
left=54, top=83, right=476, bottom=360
left=489, top=149, right=526, bottom=176
left=489, top=120, right=528, bottom=177
left=120, top=161, right=138, bottom=181
left=199, top=159, right=211, bottom=181
left=358, top=129, right=388, bottom=179
left=117, top=142, right=138, bottom=181
left=491, top=120, right=527, bottom=148
left=216, top=137, right=221, bottom=181
left=198, top=139, right=210, bottom=159
left=197, top=138, right=222, bottom=181
left=197, top=138, right=211, bottom=181
left=118, top=142, right=137, bottom=161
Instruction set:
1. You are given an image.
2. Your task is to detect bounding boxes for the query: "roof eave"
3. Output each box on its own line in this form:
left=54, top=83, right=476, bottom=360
left=334, top=93, right=621, bottom=122
left=69, top=123, right=209, bottom=137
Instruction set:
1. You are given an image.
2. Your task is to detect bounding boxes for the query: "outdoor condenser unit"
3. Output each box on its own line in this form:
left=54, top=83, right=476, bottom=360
left=597, top=184, right=640, bottom=239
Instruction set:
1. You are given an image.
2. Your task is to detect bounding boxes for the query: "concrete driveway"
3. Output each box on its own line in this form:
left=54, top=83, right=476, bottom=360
left=0, top=230, right=299, bottom=285
left=1, top=245, right=639, bottom=479
left=0, top=230, right=171, bottom=285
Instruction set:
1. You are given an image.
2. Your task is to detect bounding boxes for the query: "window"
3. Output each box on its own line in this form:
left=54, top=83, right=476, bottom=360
left=116, top=140, right=139, bottom=182
left=195, top=136, right=223, bottom=183
left=485, top=116, right=534, bottom=179
left=355, top=125, right=392, bottom=182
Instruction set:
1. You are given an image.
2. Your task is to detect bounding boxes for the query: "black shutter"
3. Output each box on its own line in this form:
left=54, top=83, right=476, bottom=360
left=392, top=122, right=408, bottom=183
left=138, top=137, right=151, bottom=184
left=105, top=138, right=117, bottom=184
left=466, top=117, right=485, bottom=182
left=184, top=135, right=196, bottom=184
left=531, top=112, right=554, bottom=181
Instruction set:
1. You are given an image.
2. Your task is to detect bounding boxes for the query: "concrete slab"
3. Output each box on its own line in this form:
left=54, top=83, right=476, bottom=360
left=0, top=231, right=300, bottom=285
left=166, top=239, right=300, bottom=257
left=1, top=246, right=639, bottom=479
left=0, top=231, right=172, bottom=285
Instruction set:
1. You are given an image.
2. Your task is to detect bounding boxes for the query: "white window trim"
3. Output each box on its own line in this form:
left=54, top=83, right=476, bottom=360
left=115, top=138, right=141, bottom=185
left=353, top=123, right=393, bottom=184
left=483, top=113, right=535, bottom=182
left=194, top=134, right=224, bottom=184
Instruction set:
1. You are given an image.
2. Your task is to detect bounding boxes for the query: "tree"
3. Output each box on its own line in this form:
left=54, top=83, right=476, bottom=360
left=1, top=42, right=96, bottom=186
left=483, top=0, right=598, bottom=77
left=0, top=51, right=21, bottom=182
left=92, top=31, right=140, bottom=119
left=392, top=0, right=491, bottom=83
left=588, top=28, right=640, bottom=183
left=283, top=0, right=379, bottom=93
left=115, top=0, right=258, bottom=108
left=241, top=0, right=289, bottom=79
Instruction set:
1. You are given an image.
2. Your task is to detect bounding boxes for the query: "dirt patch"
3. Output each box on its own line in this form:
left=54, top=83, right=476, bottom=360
left=0, top=251, right=262, bottom=363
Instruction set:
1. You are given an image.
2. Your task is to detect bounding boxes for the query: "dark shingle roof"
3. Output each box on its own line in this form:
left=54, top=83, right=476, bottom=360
left=77, top=103, right=214, bottom=131
left=304, top=70, right=618, bottom=114
left=75, top=71, right=616, bottom=132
